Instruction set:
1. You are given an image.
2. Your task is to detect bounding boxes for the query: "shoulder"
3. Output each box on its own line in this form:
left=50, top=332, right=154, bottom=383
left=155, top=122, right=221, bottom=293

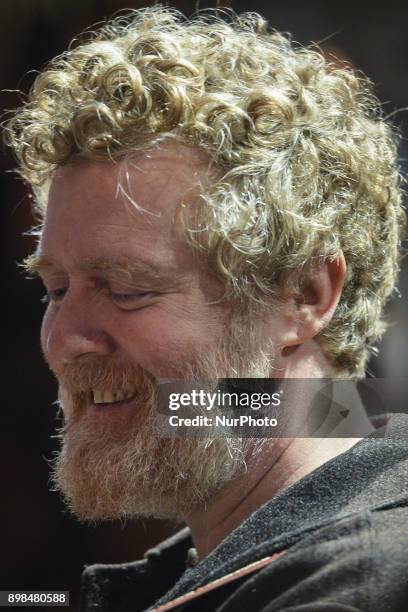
left=221, top=506, right=408, bottom=611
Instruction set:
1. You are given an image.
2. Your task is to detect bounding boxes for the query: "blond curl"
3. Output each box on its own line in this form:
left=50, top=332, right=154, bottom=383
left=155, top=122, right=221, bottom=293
left=5, top=5, right=406, bottom=377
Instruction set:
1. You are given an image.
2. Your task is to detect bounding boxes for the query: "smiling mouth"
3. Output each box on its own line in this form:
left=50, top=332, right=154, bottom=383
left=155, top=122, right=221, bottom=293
left=90, top=388, right=137, bottom=407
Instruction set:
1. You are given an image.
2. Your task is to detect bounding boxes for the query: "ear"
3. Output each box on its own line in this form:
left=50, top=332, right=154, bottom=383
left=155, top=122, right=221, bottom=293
left=282, top=253, right=347, bottom=348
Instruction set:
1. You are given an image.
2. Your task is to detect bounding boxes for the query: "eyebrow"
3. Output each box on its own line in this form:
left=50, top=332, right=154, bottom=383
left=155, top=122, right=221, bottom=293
left=24, top=254, right=172, bottom=281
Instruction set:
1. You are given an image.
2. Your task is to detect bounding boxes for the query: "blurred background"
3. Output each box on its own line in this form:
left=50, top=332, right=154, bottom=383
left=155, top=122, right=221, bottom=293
left=1, top=0, right=407, bottom=609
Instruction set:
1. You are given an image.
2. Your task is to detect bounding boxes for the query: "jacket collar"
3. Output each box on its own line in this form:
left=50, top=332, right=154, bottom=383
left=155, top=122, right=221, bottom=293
left=151, top=411, right=408, bottom=608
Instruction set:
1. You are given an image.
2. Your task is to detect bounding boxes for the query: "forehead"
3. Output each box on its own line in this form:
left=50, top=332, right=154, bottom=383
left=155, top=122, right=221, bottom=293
left=47, top=141, right=211, bottom=222
left=40, top=142, right=214, bottom=269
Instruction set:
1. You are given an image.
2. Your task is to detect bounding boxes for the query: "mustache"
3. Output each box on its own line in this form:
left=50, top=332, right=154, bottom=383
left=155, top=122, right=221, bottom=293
left=55, top=356, right=156, bottom=395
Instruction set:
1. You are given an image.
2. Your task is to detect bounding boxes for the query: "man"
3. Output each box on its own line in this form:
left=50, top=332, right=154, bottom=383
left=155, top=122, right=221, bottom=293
left=6, top=6, right=408, bottom=611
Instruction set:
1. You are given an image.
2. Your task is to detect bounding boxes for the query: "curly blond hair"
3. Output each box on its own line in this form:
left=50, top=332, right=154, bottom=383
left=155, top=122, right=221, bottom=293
left=5, top=5, right=405, bottom=377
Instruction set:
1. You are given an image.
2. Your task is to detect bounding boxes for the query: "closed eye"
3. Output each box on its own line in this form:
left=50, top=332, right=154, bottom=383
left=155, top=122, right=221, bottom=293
left=41, top=288, right=67, bottom=303
left=109, top=291, right=158, bottom=308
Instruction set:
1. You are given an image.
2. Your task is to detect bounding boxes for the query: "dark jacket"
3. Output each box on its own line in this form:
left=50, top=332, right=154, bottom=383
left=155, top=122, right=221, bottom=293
left=80, top=414, right=408, bottom=611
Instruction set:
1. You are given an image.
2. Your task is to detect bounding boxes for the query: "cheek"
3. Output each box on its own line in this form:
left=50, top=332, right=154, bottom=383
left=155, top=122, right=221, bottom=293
left=115, top=305, right=224, bottom=371
left=119, top=316, right=196, bottom=364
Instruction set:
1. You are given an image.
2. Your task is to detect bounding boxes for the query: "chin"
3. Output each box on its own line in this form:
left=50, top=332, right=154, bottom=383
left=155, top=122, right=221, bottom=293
left=50, top=423, right=248, bottom=523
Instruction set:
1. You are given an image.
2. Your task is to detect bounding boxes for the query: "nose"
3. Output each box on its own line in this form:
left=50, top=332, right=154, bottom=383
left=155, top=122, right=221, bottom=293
left=41, top=287, right=116, bottom=367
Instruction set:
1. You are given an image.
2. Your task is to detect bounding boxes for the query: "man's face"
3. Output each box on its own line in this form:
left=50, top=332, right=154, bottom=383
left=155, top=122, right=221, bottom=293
left=37, top=142, right=274, bottom=521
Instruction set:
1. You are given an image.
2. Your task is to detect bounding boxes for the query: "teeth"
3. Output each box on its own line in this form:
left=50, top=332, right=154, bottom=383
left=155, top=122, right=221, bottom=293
left=103, top=390, right=115, bottom=403
left=93, top=389, right=104, bottom=404
left=92, top=388, right=136, bottom=405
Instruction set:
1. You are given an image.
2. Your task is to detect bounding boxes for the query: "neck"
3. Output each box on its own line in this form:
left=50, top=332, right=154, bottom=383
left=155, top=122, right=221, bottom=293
left=185, top=347, right=373, bottom=558
left=185, top=435, right=361, bottom=558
